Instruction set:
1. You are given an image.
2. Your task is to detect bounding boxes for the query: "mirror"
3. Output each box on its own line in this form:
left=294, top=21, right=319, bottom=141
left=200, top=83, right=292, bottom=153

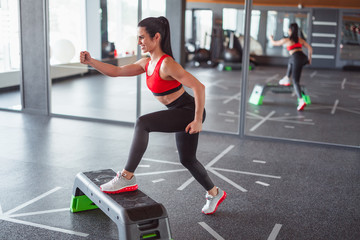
left=186, top=2, right=359, bottom=147
left=49, top=0, right=138, bottom=122
left=245, top=8, right=360, bottom=147
left=49, top=0, right=169, bottom=123
left=0, top=0, right=22, bottom=111
left=340, top=12, right=360, bottom=62
left=184, top=6, right=244, bottom=133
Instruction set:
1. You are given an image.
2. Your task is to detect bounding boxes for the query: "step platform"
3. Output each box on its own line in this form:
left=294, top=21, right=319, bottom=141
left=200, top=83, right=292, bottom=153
left=249, top=83, right=311, bottom=106
left=217, top=61, right=256, bottom=71
left=70, top=169, right=172, bottom=240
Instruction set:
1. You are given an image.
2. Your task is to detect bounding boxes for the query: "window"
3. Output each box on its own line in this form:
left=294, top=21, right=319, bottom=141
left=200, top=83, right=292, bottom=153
left=223, top=8, right=238, bottom=32
left=0, top=0, right=21, bottom=110
left=222, top=8, right=260, bottom=40
left=50, top=0, right=138, bottom=122
left=222, top=8, right=263, bottom=56
left=142, top=0, right=166, bottom=19
left=49, top=0, right=86, bottom=65
left=266, top=11, right=309, bottom=57
left=107, top=0, right=138, bottom=57
left=194, top=10, right=213, bottom=50
left=0, top=0, right=20, bottom=72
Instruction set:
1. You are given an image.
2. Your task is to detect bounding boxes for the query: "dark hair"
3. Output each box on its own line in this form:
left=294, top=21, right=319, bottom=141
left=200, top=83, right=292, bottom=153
left=289, top=23, right=299, bottom=43
left=138, top=16, right=174, bottom=58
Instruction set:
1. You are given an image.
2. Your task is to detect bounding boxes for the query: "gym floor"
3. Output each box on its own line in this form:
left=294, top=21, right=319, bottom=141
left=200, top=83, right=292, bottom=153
left=0, top=65, right=359, bottom=239
left=0, top=109, right=359, bottom=240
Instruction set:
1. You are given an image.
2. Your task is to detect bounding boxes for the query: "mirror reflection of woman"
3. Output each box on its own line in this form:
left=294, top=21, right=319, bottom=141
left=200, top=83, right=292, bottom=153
left=80, top=16, right=226, bottom=215
left=270, top=23, right=313, bottom=111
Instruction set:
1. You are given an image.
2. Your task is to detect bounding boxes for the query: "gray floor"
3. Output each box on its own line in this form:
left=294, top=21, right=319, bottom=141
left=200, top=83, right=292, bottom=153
left=0, top=110, right=359, bottom=240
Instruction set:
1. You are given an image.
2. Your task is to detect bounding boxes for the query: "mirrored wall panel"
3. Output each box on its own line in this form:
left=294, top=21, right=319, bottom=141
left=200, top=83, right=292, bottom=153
left=0, top=0, right=21, bottom=111
left=50, top=0, right=138, bottom=122
left=245, top=9, right=360, bottom=147
left=183, top=7, right=246, bottom=133
left=340, top=12, right=360, bottom=61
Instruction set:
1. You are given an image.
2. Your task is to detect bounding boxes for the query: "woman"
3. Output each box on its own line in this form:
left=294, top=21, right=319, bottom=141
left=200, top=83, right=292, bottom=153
left=80, top=16, right=226, bottom=215
left=269, top=23, right=313, bottom=111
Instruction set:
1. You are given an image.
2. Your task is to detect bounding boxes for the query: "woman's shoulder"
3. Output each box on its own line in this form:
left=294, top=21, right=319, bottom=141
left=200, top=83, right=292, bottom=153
left=132, top=56, right=150, bottom=72
left=298, top=37, right=307, bottom=44
left=138, top=56, right=151, bottom=65
left=160, top=55, right=184, bottom=77
left=162, top=55, right=174, bottom=63
left=282, top=37, right=292, bottom=45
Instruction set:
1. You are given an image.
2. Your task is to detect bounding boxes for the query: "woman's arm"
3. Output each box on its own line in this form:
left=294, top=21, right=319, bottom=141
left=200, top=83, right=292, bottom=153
left=80, top=51, right=147, bottom=77
left=269, top=35, right=288, bottom=46
left=299, top=38, right=313, bottom=64
left=161, top=58, right=205, bottom=134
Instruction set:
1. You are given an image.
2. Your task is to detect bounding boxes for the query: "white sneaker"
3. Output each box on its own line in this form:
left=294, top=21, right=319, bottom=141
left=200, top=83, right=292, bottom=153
left=297, top=98, right=306, bottom=111
left=279, top=76, right=291, bottom=86
left=100, top=172, right=138, bottom=194
left=202, top=188, right=227, bottom=215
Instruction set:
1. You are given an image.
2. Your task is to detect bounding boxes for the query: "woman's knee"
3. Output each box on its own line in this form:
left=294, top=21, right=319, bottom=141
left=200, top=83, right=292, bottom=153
left=135, top=115, right=150, bottom=132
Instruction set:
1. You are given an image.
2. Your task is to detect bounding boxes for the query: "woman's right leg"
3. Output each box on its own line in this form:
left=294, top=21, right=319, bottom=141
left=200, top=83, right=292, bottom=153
left=291, top=52, right=308, bottom=99
left=175, top=131, right=214, bottom=191
left=291, top=52, right=309, bottom=110
left=100, top=109, right=191, bottom=193
left=286, top=61, right=292, bottom=78
left=279, top=61, right=292, bottom=86
left=291, top=61, right=304, bottom=99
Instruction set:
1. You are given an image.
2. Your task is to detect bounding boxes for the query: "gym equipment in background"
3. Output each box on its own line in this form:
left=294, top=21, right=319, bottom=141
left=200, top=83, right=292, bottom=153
left=218, top=30, right=256, bottom=71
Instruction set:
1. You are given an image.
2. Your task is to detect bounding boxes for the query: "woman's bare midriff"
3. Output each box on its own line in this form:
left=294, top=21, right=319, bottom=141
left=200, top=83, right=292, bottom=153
left=289, top=48, right=302, bottom=55
left=155, top=87, right=185, bottom=105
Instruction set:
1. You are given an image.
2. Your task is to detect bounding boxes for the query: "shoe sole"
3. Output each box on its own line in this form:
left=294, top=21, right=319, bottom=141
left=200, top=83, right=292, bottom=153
left=202, top=191, right=227, bottom=215
left=279, top=83, right=291, bottom=86
left=100, top=184, right=138, bottom=194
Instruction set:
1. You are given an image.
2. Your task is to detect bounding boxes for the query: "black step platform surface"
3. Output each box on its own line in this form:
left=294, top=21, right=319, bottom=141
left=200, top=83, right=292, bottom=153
left=82, top=169, right=165, bottom=222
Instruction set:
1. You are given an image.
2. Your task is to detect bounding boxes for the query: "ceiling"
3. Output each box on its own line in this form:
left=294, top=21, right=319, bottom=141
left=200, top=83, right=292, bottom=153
left=186, top=0, right=360, bottom=9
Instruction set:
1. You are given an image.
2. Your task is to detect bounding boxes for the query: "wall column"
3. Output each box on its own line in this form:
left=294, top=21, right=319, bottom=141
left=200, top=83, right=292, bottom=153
left=166, top=0, right=186, bottom=66
left=19, top=0, right=50, bottom=115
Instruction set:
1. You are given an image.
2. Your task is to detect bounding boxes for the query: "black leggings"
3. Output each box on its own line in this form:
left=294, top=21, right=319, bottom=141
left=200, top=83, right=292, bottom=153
left=286, top=51, right=309, bottom=98
left=124, top=91, right=215, bottom=191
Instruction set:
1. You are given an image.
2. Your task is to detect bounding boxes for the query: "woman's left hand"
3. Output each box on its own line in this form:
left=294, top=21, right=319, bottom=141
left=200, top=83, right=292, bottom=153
left=185, top=120, right=202, bottom=134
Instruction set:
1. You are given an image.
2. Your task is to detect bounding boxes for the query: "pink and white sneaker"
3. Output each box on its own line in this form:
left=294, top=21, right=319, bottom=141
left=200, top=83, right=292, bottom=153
left=297, top=99, right=307, bottom=111
left=202, top=188, right=227, bottom=215
left=100, top=172, right=138, bottom=194
left=279, top=76, right=291, bottom=86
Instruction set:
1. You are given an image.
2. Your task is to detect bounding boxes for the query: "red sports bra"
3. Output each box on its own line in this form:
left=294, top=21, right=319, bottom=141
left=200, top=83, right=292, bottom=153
left=145, top=55, right=182, bottom=96
left=287, top=42, right=302, bottom=51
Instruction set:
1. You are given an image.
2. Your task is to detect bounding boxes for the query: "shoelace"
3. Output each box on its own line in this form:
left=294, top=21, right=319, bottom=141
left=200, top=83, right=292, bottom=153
left=110, top=175, right=121, bottom=184
left=205, top=195, right=214, bottom=201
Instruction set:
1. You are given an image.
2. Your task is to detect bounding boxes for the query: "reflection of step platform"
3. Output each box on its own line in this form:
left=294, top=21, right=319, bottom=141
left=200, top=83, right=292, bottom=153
left=217, top=61, right=255, bottom=71
left=249, top=83, right=311, bottom=105
left=70, top=169, right=172, bottom=240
